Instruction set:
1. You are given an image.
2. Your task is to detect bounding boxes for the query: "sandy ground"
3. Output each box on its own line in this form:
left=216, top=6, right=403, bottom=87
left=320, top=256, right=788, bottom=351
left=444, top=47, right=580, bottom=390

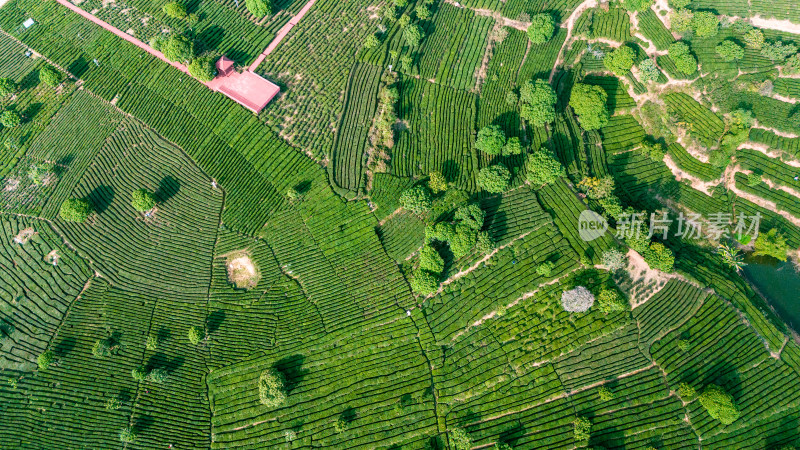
left=226, top=254, right=260, bottom=289
left=662, top=154, right=722, bottom=195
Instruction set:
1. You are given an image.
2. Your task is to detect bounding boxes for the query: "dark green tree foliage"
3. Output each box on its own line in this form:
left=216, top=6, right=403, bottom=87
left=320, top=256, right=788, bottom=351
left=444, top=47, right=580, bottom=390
left=39, top=66, right=62, bottom=87
left=475, top=124, right=506, bottom=155
left=259, top=369, right=287, bottom=407
left=410, top=269, right=439, bottom=295
left=699, top=385, right=740, bottom=424
left=0, top=78, right=15, bottom=96
left=0, top=110, right=21, bottom=128
left=715, top=40, right=744, bottom=61
left=754, top=228, right=789, bottom=261
left=246, top=0, right=272, bottom=18
left=418, top=245, right=444, bottom=273
left=454, top=204, right=485, bottom=231
left=399, top=185, right=433, bottom=213
left=157, top=35, right=194, bottom=63
left=668, top=41, right=697, bottom=74
left=569, top=83, right=609, bottom=130
left=403, top=24, right=424, bottom=47
left=477, top=164, right=511, bottom=193
left=525, top=148, right=565, bottom=187
left=131, top=188, right=157, bottom=212
left=603, top=46, right=635, bottom=76
left=519, top=79, right=556, bottom=126
left=59, top=198, right=92, bottom=223
left=188, top=57, right=217, bottom=82
left=527, top=13, right=555, bottom=44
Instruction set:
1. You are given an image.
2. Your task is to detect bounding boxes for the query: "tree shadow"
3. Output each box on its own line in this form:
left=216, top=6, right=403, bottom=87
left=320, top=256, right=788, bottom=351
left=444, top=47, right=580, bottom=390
left=340, top=406, right=357, bottom=424
left=53, top=155, right=75, bottom=177
left=68, top=56, right=90, bottom=79
left=206, top=310, right=225, bottom=334
left=22, top=103, right=43, bottom=124
left=146, top=352, right=185, bottom=374
left=156, top=327, right=171, bottom=344
left=197, top=25, right=226, bottom=54
left=88, top=185, right=115, bottom=215
left=441, top=160, right=461, bottom=184
left=55, top=335, right=76, bottom=358
left=294, top=180, right=312, bottom=195
left=499, top=421, right=527, bottom=447
left=273, top=354, right=308, bottom=394
left=156, top=175, right=180, bottom=203
left=134, top=414, right=155, bottom=434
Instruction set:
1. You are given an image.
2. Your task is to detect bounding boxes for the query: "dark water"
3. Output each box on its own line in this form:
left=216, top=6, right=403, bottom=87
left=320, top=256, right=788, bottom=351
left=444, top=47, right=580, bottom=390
left=742, top=255, right=800, bottom=332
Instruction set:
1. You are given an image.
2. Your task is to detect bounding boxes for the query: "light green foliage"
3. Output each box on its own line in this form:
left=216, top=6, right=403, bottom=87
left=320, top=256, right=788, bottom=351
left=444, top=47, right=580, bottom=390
left=258, top=369, right=287, bottom=407
left=132, top=365, right=147, bottom=381
left=641, top=141, right=665, bottom=161
left=364, top=34, right=380, bottom=49
left=623, top=0, right=653, bottom=11
left=159, top=35, right=194, bottom=63
left=410, top=269, right=439, bottom=294
left=119, top=427, right=137, bottom=443
left=393, top=0, right=408, bottom=7
left=754, top=228, right=789, bottom=261
left=59, top=198, right=92, bottom=223
left=603, top=46, right=636, bottom=76
left=598, top=386, right=614, bottom=400
left=761, top=41, right=798, bottom=61
left=574, top=416, right=592, bottom=441
left=246, top=0, right=272, bottom=18
left=286, top=187, right=302, bottom=201
left=334, top=417, right=348, bottom=433
left=454, top=204, right=485, bottom=230
left=745, top=172, right=763, bottom=187
left=494, top=443, right=513, bottom=450
left=677, top=382, right=696, bottom=400
left=39, top=66, right=62, bottom=87
left=717, top=243, right=746, bottom=271
left=428, top=171, right=447, bottom=193
left=419, top=245, right=444, bottom=273
left=671, top=9, right=694, bottom=33
left=525, top=148, right=566, bottom=186
left=415, top=4, right=431, bottom=19
left=131, top=189, right=157, bottom=212
left=638, top=58, right=660, bottom=82
left=699, top=384, right=740, bottom=424
left=146, top=334, right=159, bottom=351
left=784, top=54, right=800, bottom=75
left=188, top=57, right=217, bottom=82
left=519, top=79, right=557, bottom=126
left=398, top=14, right=411, bottom=28
left=602, top=248, right=626, bottom=271
left=449, top=428, right=472, bottom=450
left=569, top=83, right=609, bottom=130
left=1, top=110, right=21, bottom=128
left=668, top=42, right=697, bottom=74
left=503, top=137, right=523, bottom=156
left=188, top=326, right=204, bottom=344
left=691, top=11, right=719, bottom=37
left=578, top=176, right=614, bottom=200
left=715, top=40, right=744, bottom=62
left=163, top=1, right=187, bottom=18
left=597, top=289, right=627, bottom=313
left=643, top=242, right=674, bottom=272
left=449, top=224, right=478, bottom=258
left=105, top=397, right=122, bottom=410
left=92, top=338, right=114, bottom=357
left=475, top=124, right=506, bottom=155
left=399, top=185, right=433, bottom=213
left=475, top=231, right=493, bottom=253
left=27, top=162, right=54, bottom=185
left=0, top=78, right=15, bottom=96
left=505, top=90, right=518, bottom=106
left=669, top=0, right=690, bottom=7
left=527, top=13, right=555, bottom=44
left=148, top=368, right=169, bottom=383
left=536, top=261, right=554, bottom=276
left=743, top=28, right=765, bottom=49
left=403, top=24, right=424, bottom=47
left=37, top=350, right=55, bottom=370
left=477, top=164, right=511, bottom=193
left=677, top=339, right=690, bottom=352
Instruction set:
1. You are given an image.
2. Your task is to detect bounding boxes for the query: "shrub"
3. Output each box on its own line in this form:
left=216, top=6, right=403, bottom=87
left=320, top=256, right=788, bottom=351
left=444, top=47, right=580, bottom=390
left=1, top=110, right=21, bottom=128
left=670, top=0, right=689, bottom=7
left=715, top=40, right=744, bottom=61
left=119, top=427, right=137, bottom=443
left=161, top=35, right=194, bottom=63
left=162, top=1, right=187, bottom=18
left=37, top=350, right=55, bottom=370
left=671, top=9, right=694, bottom=33
left=578, top=176, right=614, bottom=199
left=132, top=365, right=148, bottom=381
left=505, top=90, right=518, bottom=106
left=455, top=204, right=485, bottom=230
left=428, top=171, right=447, bottom=193
left=131, top=189, right=157, bottom=212
left=503, top=137, right=523, bottom=156
left=574, top=416, right=592, bottom=441
left=92, top=339, right=113, bottom=358
left=603, top=46, right=636, bottom=76
left=754, top=228, right=788, bottom=261
left=761, top=41, right=798, bottom=61
left=527, top=13, right=555, bottom=44
left=692, top=11, right=719, bottom=37
left=597, top=289, right=626, bottom=313
left=668, top=42, right=697, bottom=74
left=415, top=4, right=431, bottom=19
left=699, top=385, right=740, bottom=424
left=569, top=83, right=609, bottom=130
left=59, top=198, right=92, bottom=223
left=475, top=124, right=506, bottom=155
left=410, top=269, right=439, bottom=294
left=746, top=172, right=763, bottom=187
left=536, top=261, right=554, bottom=276
left=475, top=231, right=493, bottom=253
left=743, top=28, right=764, bottom=49
left=519, top=79, right=556, bottom=126
left=601, top=249, right=626, bottom=271
left=39, top=66, right=62, bottom=87
left=188, top=57, right=217, bottom=82
left=246, top=0, right=272, bottom=18
left=677, top=382, right=696, bottom=400
left=419, top=245, right=444, bottom=273
left=561, top=286, right=595, bottom=312
left=623, top=0, right=653, bottom=11
left=146, top=334, right=159, bottom=350
left=148, top=368, right=169, bottom=383
left=644, top=242, right=674, bottom=272
left=403, top=24, right=424, bottom=47
left=638, top=58, right=660, bottom=82
left=784, top=54, right=800, bottom=75
left=677, top=339, right=690, bottom=352
left=598, top=386, right=614, bottom=400
left=286, top=187, right=302, bottom=201
left=449, top=428, right=472, bottom=450
left=525, top=149, right=566, bottom=186
left=188, top=326, right=204, bottom=344
left=399, top=185, right=433, bottom=213
left=364, top=34, right=380, bottom=49
left=0, top=78, right=15, bottom=96
left=477, top=164, right=511, bottom=193
left=259, top=369, right=288, bottom=407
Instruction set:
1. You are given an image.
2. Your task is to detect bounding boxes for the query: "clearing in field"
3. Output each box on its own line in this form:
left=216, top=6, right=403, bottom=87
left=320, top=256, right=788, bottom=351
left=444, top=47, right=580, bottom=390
left=226, top=251, right=260, bottom=290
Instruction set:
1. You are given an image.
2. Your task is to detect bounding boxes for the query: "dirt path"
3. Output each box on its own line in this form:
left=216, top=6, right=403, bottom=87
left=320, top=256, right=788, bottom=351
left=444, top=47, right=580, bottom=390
left=752, top=123, right=800, bottom=139
left=750, top=15, right=800, bottom=35
left=549, top=0, right=599, bottom=83
left=249, top=0, right=318, bottom=71
left=662, top=154, right=722, bottom=195
left=725, top=165, right=800, bottom=227
left=739, top=142, right=800, bottom=168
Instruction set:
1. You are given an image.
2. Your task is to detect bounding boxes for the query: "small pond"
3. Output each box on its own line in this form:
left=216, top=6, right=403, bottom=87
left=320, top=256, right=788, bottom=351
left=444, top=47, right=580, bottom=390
left=742, top=254, right=800, bottom=332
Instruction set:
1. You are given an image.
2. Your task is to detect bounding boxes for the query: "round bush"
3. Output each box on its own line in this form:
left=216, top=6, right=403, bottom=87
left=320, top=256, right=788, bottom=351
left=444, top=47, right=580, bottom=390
left=131, top=189, right=157, bottom=212
left=561, top=286, right=595, bottom=312
left=477, top=164, right=511, bottom=193
left=59, top=198, right=92, bottom=223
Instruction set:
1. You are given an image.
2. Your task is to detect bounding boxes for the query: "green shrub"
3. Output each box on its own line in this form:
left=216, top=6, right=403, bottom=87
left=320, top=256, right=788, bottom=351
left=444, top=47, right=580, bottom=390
left=1, top=110, right=21, bottom=128
left=410, top=269, right=439, bottom=294
left=37, top=350, right=55, bottom=370
left=638, top=58, right=660, bottom=82
left=754, top=228, right=788, bottom=261
left=597, top=289, right=627, bottom=313
left=363, top=34, right=380, bottom=49
left=403, top=24, right=424, bottom=47
left=677, top=339, right=690, bottom=352
left=160, top=35, right=194, bottom=63
left=105, top=397, right=122, bottom=410
left=259, top=369, right=288, bottom=407
left=569, top=83, right=609, bottom=130
left=525, top=148, right=565, bottom=186
left=475, top=124, right=506, bottom=155
left=419, top=245, right=444, bottom=273
left=677, top=382, right=696, bottom=400
left=699, top=384, right=739, bottom=424
left=59, top=198, right=92, bottom=223
left=449, top=428, right=472, bottom=450
left=399, top=185, right=433, bottom=213
left=131, top=189, right=157, bottom=212
left=188, top=326, right=204, bottom=345
left=622, top=0, right=653, bottom=11
left=146, top=334, right=159, bottom=350
left=526, top=13, right=555, bottom=44
left=0, top=77, right=15, bottom=96
left=148, top=368, right=169, bottom=383
left=246, top=0, right=272, bottom=18
left=132, top=365, right=147, bottom=381
left=715, top=40, right=744, bottom=62
left=519, top=79, right=556, bottom=126
left=162, top=1, right=187, bottom=18
left=536, top=261, right=554, bottom=276
left=39, top=66, right=62, bottom=87
left=598, top=386, right=614, bottom=400
left=743, top=28, right=764, bottom=49
left=119, top=427, right=137, bottom=443
left=574, top=416, right=591, bottom=441
left=188, top=57, right=217, bottom=82
left=604, top=46, right=636, bottom=76
left=643, top=242, right=674, bottom=272
left=477, top=164, right=511, bottom=193
left=428, top=171, right=447, bottom=193
left=691, top=11, right=719, bottom=37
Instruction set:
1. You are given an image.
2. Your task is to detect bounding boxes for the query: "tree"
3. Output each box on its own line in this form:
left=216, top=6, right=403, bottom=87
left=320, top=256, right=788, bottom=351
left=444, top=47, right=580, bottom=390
left=428, top=171, right=447, bottom=193
left=105, top=397, right=122, bottom=410
left=644, top=242, right=674, bottom=272
left=784, top=54, right=800, bottom=75
left=1, top=110, right=21, bottom=128
left=745, top=172, right=762, bottom=187
left=119, top=427, right=137, bottom=443
left=561, top=286, right=595, bottom=312
left=527, top=13, right=555, bottom=44
left=363, top=34, right=380, bottom=49
left=59, top=198, right=92, bottom=223
left=603, top=45, right=636, bottom=76
left=419, top=245, right=444, bottom=273
left=692, top=11, right=719, bottom=37
left=160, top=35, right=194, bottom=63
left=641, top=141, right=665, bottom=161
left=754, top=228, right=789, bottom=261
left=415, top=4, right=431, bottom=19
left=578, top=176, right=614, bottom=199
left=677, top=382, right=696, bottom=400
left=39, top=66, right=62, bottom=87
left=743, top=28, right=765, bottom=49
left=449, top=224, right=478, bottom=258
left=400, top=185, right=432, bottom=213
left=519, top=79, right=556, bottom=126
left=455, top=204, right=485, bottom=230
left=622, top=0, right=654, bottom=11
left=597, top=289, right=627, bottom=313
left=761, top=41, right=798, bottom=61
left=668, top=42, right=698, bottom=74
left=410, top=269, right=439, bottom=294
left=398, top=14, right=411, bottom=28
left=699, top=385, right=740, bottom=424
left=449, top=428, right=472, bottom=450
left=92, top=339, right=113, bottom=357
left=246, top=0, right=272, bottom=18
left=717, top=243, right=746, bottom=271
left=188, top=57, right=217, bottom=82
left=475, top=125, right=506, bottom=155
left=403, top=24, right=424, bottom=47
left=525, top=149, right=565, bottom=186
left=259, top=369, right=288, bottom=407
left=715, top=40, right=744, bottom=62
left=132, top=365, right=148, bottom=381
left=148, top=368, right=169, bottom=383
left=503, top=137, right=523, bottom=156
left=671, top=9, right=694, bottom=33
left=0, top=78, right=15, bottom=96
left=573, top=416, right=592, bottom=441
left=477, top=164, right=511, bottom=193
left=131, top=188, right=157, bottom=212
left=601, top=248, right=626, bottom=271
left=163, top=1, right=187, bottom=18
left=598, top=386, right=614, bottom=400
left=475, top=231, right=493, bottom=253
left=187, top=326, right=204, bottom=345
left=146, top=334, right=159, bottom=350
left=37, top=350, right=55, bottom=370
left=569, top=83, right=609, bottom=130
left=638, top=58, right=660, bottom=82
left=505, top=90, right=518, bottom=106
left=536, top=261, right=554, bottom=276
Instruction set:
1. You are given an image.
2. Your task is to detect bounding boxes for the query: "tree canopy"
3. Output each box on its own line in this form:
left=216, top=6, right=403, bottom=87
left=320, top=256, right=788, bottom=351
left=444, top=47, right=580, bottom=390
left=1, top=110, right=21, bottom=128
left=526, top=14, right=555, bottom=44
left=0, top=78, right=15, bottom=96
left=475, top=124, right=506, bottom=155
left=668, top=42, right=698, bottom=74
left=188, top=57, right=217, bottom=82
left=156, top=35, right=194, bottom=63
left=399, top=185, right=433, bottom=213
left=691, top=11, right=719, bottom=37
left=519, top=79, right=556, bottom=126
left=477, top=164, right=511, bottom=193
left=59, top=198, right=92, bottom=223
left=603, top=46, right=636, bottom=76
left=403, top=24, right=424, bottom=47
left=131, top=189, right=157, bottom=212
left=246, top=0, right=272, bottom=18
left=525, top=148, right=565, bottom=187
left=699, top=385, right=740, bottom=424
left=638, top=59, right=660, bottom=82
left=569, top=83, right=609, bottom=130
left=715, top=40, right=744, bottom=62
left=622, top=0, right=654, bottom=11
left=163, top=1, right=188, bottom=18
left=754, top=228, right=789, bottom=261
left=39, top=66, right=62, bottom=87
left=258, top=369, right=288, bottom=407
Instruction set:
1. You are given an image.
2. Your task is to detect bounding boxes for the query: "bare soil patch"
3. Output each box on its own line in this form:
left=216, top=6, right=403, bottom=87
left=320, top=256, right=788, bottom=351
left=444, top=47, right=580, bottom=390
left=226, top=252, right=260, bottom=289
left=13, top=227, right=37, bottom=244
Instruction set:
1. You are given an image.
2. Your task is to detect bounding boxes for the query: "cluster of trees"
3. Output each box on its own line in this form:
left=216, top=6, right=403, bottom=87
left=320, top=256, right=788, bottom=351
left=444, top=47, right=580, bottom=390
left=569, top=83, right=609, bottom=130
left=526, top=13, right=555, bottom=44
left=151, top=34, right=217, bottom=81
left=699, top=384, right=740, bottom=424
left=475, top=125, right=523, bottom=156
left=132, top=365, right=169, bottom=383
left=380, top=0, right=431, bottom=48
left=59, top=188, right=159, bottom=223
left=668, top=42, right=698, bottom=74
left=92, top=336, right=120, bottom=358
left=734, top=20, right=798, bottom=62
left=603, top=45, right=635, bottom=76
left=578, top=175, right=622, bottom=218
left=622, top=0, right=653, bottom=11
left=670, top=8, right=719, bottom=37
left=371, top=72, right=399, bottom=150
left=0, top=77, right=21, bottom=129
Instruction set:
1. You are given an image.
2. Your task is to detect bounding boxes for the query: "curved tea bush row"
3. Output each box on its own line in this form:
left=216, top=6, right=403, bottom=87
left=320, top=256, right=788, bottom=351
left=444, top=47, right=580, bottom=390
left=737, top=148, right=800, bottom=190
left=748, top=128, right=800, bottom=157
left=599, top=114, right=645, bottom=154
left=664, top=92, right=724, bottom=148
left=376, top=209, right=426, bottom=262
left=667, top=142, right=723, bottom=181
left=591, top=7, right=631, bottom=42
left=636, top=9, right=674, bottom=51
left=633, top=279, right=708, bottom=352
left=735, top=172, right=800, bottom=219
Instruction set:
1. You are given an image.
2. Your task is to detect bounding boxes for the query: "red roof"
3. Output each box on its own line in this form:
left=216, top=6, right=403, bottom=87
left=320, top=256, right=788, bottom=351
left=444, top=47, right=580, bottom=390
left=216, top=56, right=235, bottom=74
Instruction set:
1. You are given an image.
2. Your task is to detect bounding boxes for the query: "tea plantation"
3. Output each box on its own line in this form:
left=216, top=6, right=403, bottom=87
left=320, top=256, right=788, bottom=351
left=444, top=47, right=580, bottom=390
left=1, top=0, right=800, bottom=447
